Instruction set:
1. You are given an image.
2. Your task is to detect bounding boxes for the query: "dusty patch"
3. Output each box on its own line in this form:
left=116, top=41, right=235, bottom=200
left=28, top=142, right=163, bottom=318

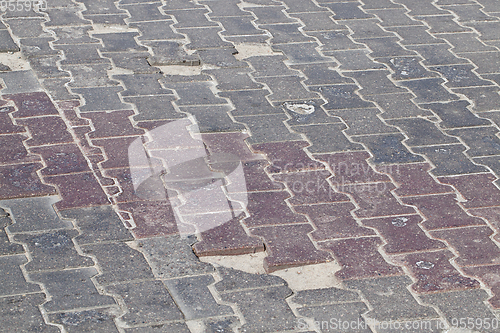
left=0, top=52, right=30, bottom=71
left=233, top=43, right=281, bottom=60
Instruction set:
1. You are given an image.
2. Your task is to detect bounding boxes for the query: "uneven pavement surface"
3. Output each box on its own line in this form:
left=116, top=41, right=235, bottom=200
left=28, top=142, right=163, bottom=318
left=0, top=0, right=500, bottom=332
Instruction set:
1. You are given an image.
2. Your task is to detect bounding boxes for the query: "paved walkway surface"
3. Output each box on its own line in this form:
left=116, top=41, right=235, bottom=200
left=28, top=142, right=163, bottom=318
left=1, top=0, right=500, bottom=332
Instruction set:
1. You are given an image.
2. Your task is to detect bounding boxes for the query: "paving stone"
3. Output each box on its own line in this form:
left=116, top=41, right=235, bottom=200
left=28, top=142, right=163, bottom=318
left=379, top=56, right=438, bottom=80
left=259, top=23, right=314, bottom=44
left=298, top=302, right=371, bottom=332
left=235, top=114, right=302, bottom=144
left=166, top=8, right=218, bottom=28
left=367, top=8, right=420, bottom=26
left=0, top=294, right=59, bottom=333
left=196, top=47, right=245, bottom=68
left=309, top=30, right=365, bottom=52
left=272, top=171, right=350, bottom=205
left=29, top=55, right=70, bottom=79
left=344, top=70, right=406, bottom=95
left=385, top=26, right=447, bottom=45
left=273, top=42, right=332, bottom=64
left=420, top=289, right=497, bottom=326
left=377, top=162, right=454, bottom=197
left=400, top=78, right=460, bottom=103
left=161, top=81, right=225, bottom=106
left=15, top=230, right=93, bottom=272
left=256, top=76, right=319, bottom=102
left=82, top=110, right=144, bottom=139
left=284, top=102, right=343, bottom=126
left=16, top=116, right=73, bottom=146
left=215, top=266, right=285, bottom=294
left=61, top=206, right=133, bottom=245
left=82, top=242, right=154, bottom=285
left=279, top=0, right=328, bottom=13
left=290, top=11, right=346, bottom=31
left=431, top=226, right=500, bottom=266
left=247, top=5, right=296, bottom=24
left=252, top=140, right=323, bottom=173
left=251, top=224, right=331, bottom=272
left=370, top=93, right=433, bottom=119
left=387, top=118, right=459, bottom=146
left=145, top=41, right=201, bottom=66
left=161, top=0, right=204, bottom=10
left=327, top=49, right=386, bottom=71
left=61, top=63, right=115, bottom=87
left=291, top=63, right=352, bottom=86
left=401, top=194, right=486, bottom=230
left=419, top=15, right=473, bottom=34
left=363, top=215, right=446, bottom=254
left=44, top=172, right=110, bottom=210
left=0, top=108, right=24, bottom=134
left=49, top=308, right=119, bottom=333
left=430, top=64, right=493, bottom=88
left=345, top=276, right=438, bottom=322
left=31, top=144, right=90, bottom=176
left=0, top=30, right=20, bottom=53
left=31, top=267, right=115, bottom=312
left=322, top=2, right=373, bottom=19
left=124, top=95, right=181, bottom=121
left=5, top=18, right=49, bottom=38
left=0, top=254, right=41, bottom=296
left=130, top=21, right=182, bottom=41
left=394, top=250, right=480, bottom=293
left=0, top=134, right=37, bottom=165
left=218, top=285, right=296, bottom=333
left=0, top=163, right=56, bottom=200
left=121, top=3, right=167, bottom=22
left=216, top=16, right=267, bottom=37
left=205, top=67, right=263, bottom=91
left=164, top=275, right=233, bottom=320
left=457, top=51, right=500, bottom=75
left=462, top=265, right=500, bottom=308
left=108, top=280, right=183, bottom=326
left=294, top=203, right=375, bottom=241
left=103, top=52, right=160, bottom=74
left=44, top=7, right=91, bottom=26
left=219, top=90, right=278, bottom=116
left=41, top=78, right=78, bottom=100
left=311, top=84, right=374, bottom=110
left=355, top=134, right=424, bottom=164
left=321, top=237, right=403, bottom=280
left=357, top=37, right=416, bottom=58
left=55, top=44, right=108, bottom=65
left=176, top=27, right=233, bottom=50
left=114, top=74, right=172, bottom=97
left=294, top=123, right=365, bottom=153
left=19, top=38, right=58, bottom=60
left=453, top=87, right=500, bottom=112
left=446, top=126, right=500, bottom=157
left=6, top=91, right=58, bottom=118
left=469, top=206, right=500, bottom=243
left=438, top=32, right=497, bottom=53
left=124, top=323, right=190, bottom=333
left=331, top=108, right=399, bottom=136
left=438, top=173, right=500, bottom=208
left=441, top=4, right=496, bottom=23
left=245, top=55, right=296, bottom=78
left=73, top=87, right=130, bottom=112
left=0, top=216, right=24, bottom=255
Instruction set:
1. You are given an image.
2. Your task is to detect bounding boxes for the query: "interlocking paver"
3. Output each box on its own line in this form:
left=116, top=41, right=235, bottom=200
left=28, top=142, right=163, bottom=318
left=0, top=255, right=41, bottom=296
left=0, top=163, right=56, bottom=200
left=438, top=173, right=500, bottom=208
left=49, top=308, right=120, bottom=333
left=0, top=294, right=59, bottom=333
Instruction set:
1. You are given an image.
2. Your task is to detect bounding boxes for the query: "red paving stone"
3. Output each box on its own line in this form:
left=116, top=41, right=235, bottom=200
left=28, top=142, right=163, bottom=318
left=0, top=107, right=26, bottom=134
left=72, top=126, right=103, bottom=155
left=294, top=203, right=376, bottom=241
left=430, top=226, right=500, bottom=266
left=44, top=172, right=110, bottom=209
left=462, top=265, right=500, bottom=308
left=81, top=110, right=145, bottom=138
left=272, top=170, right=350, bottom=205
left=393, top=250, right=480, bottom=293
left=92, top=136, right=143, bottom=169
left=6, top=92, right=59, bottom=118
left=362, top=215, right=446, bottom=254
left=251, top=223, right=331, bottom=273
left=0, top=134, right=39, bottom=165
left=202, top=132, right=265, bottom=161
left=251, top=141, right=324, bottom=173
left=320, top=237, right=403, bottom=280
left=238, top=160, right=284, bottom=192
left=192, top=214, right=264, bottom=256
left=438, top=173, right=500, bottom=208
left=16, top=116, right=73, bottom=146
left=402, top=194, right=486, bottom=230
left=468, top=207, right=500, bottom=242
left=315, top=151, right=390, bottom=184
left=377, top=162, right=454, bottom=197
left=30, top=144, right=90, bottom=176
left=56, top=100, right=89, bottom=127
left=0, top=163, right=56, bottom=199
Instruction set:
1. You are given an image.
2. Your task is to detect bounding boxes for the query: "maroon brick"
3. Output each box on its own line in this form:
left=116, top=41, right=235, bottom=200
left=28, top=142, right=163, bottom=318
left=0, top=134, right=39, bottom=164
left=243, top=191, right=307, bottom=227
left=6, top=92, right=59, bottom=118
left=294, top=203, right=375, bottom=241
left=438, top=173, right=500, bottom=208
left=31, top=144, right=90, bottom=176
left=16, top=116, right=73, bottom=146
left=44, top=172, right=110, bottom=209
left=363, top=215, right=446, bottom=254
left=81, top=110, right=144, bottom=138
left=202, top=132, right=264, bottom=162
left=0, top=107, right=25, bottom=134
left=240, top=160, right=284, bottom=192
left=252, top=141, right=324, bottom=173
left=469, top=207, right=500, bottom=243
left=315, top=151, right=389, bottom=184
left=118, top=200, right=185, bottom=238
left=73, top=126, right=102, bottom=155
left=320, top=237, right=403, bottom=280
left=192, top=214, right=264, bottom=256
left=92, top=136, right=142, bottom=169
left=272, top=171, right=350, bottom=205
left=56, top=100, right=89, bottom=127
left=251, top=224, right=331, bottom=272
left=135, top=120, right=172, bottom=131
left=343, top=182, right=415, bottom=218
left=376, top=163, right=454, bottom=197
left=431, top=226, right=500, bottom=266
left=393, top=250, right=480, bottom=293
left=0, top=163, right=56, bottom=199
left=462, top=265, right=500, bottom=308
left=402, top=194, right=486, bottom=230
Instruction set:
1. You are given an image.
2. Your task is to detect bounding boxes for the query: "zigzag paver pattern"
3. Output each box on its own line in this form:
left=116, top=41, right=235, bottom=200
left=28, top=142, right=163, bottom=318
left=0, top=0, right=500, bottom=331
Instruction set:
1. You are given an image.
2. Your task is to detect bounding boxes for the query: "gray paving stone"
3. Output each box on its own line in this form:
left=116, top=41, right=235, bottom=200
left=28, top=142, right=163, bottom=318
left=124, top=95, right=182, bottom=121
left=344, top=70, right=406, bottom=95
left=292, top=287, right=361, bottom=306
left=327, top=49, right=386, bottom=71
left=56, top=44, right=109, bottom=65
left=309, top=30, right=365, bottom=52
left=15, top=230, right=93, bottom=272
left=438, top=33, right=497, bottom=54
left=196, top=48, right=245, bottom=68
left=176, top=27, right=233, bottom=50
left=474, top=156, right=500, bottom=182
left=0, top=70, right=43, bottom=94
left=167, top=9, right=218, bottom=28
left=44, top=7, right=91, bottom=26
left=355, top=134, right=425, bottom=164
left=0, top=30, right=20, bottom=53
left=145, top=41, right=201, bottom=66
left=83, top=13, right=129, bottom=25
left=161, top=0, right=204, bottom=10
left=82, top=242, right=154, bottom=286
left=78, top=0, right=124, bottom=14
left=72, top=87, right=130, bottom=111
left=31, top=267, right=115, bottom=312
left=356, top=37, right=416, bottom=58
left=446, top=126, right=500, bottom=157
left=441, top=4, right=497, bottom=22
left=378, top=56, right=438, bottom=80
left=60, top=206, right=133, bottom=245
left=399, top=78, right=460, bottom=104
left=114, top=74, right=173, bottom=97
left=4, top=18, right=49, bottom=38
left=430, top=64, right=493, bottom=88
left=283, top=100, right=342, bottom=126
left=331, top=108, right=399, bottom=136
left=291, top=63, right=353, bottom=86
left=30, top=56, right=70, bottom=79
left=124, top=323, right=190, bottom=333
left=205, top=67, right=264, bottom=91
left=310, top=85, right=375, bottom=110
left=203, top=316, right=240, bottom=333
left=0, top=219, right=24, bottom=255
left=385, top=26, right=447, bottom=45
left=412, top=144, right=488, bottom=176
left=93, top=32, right=147, bottom=53
left=63, top=63, right=117, bottom=87
left=160, top=81, right=225, bottom=106
left=49, top=308, right=120, bottom=333
left=453, top=87, right=500, bottom=112
left=465, top=21, right=500, bottom=41
left=322, top=2, right=374, bottom=19
left=292, top=123, right=364, bottom=153
left=406, top=44, right=470, bottom=66
left=346, top=19, right=395, bottom=39
left=41, top=78, right=78, bottom=100
left=392, top=0, right=444, bottom=15
left=137, top=236, right=213, bottom=279
left=259, top=24, right=315, bottom=44
left=298, top=303, right=371, bottom=332
left=457, top=51, right=500, bottom=75
left=421, top=100, right=491, bottom=128
left=121, top=3, right=167, bottom=22
left=215, top=266, right=285, bottom=293
left=290, top=12, right=346, bottom=32
left=272, top=42, right=332, bottom=64
left=419, top=15, right=473, bottom=34
left=102, top=52, right=160, bottom=74
left=19, top=37, right=59, bottom=59
left=164, top=275, right=233, bottom=320
left=279, top=0, right=328, bottom=13
left=0, top=254, right=41, bottom=296
left=108, top=280, right=183, bottom=326
left=246, top=55, right=296, bottom=78
left=216, top=16, right=266, bottom=37
left=131, top=21, right=181, bottom=41
left=0, top=294, right=59, bottom=333
left=368, top=8, right=422, bottom=27
left=387, top=118, right=459, bottom=146
left=219, top=90, right=279, bottom=116
left=0, top=196, right=72, bottom=233
left=179, top=105, right=246, bottom=133
left=346, top=276, right=438, bottom=322
left=359, top=0, right=402, bottom=9
left=257, top=76, right=319, bottom=102
left=246, top=5, right=296, bottom=24
left=236, top=114, right=302, bottom=144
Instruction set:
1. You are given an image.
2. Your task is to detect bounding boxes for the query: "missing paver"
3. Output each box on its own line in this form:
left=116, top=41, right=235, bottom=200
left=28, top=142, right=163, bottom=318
left=0, top=52, right=30, bottom=71
left=233, top=43, right=281, bottom=60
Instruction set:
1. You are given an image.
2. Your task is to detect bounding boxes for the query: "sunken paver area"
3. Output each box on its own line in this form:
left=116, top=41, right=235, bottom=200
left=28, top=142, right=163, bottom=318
left=0, top=0, right=500, bottom=332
